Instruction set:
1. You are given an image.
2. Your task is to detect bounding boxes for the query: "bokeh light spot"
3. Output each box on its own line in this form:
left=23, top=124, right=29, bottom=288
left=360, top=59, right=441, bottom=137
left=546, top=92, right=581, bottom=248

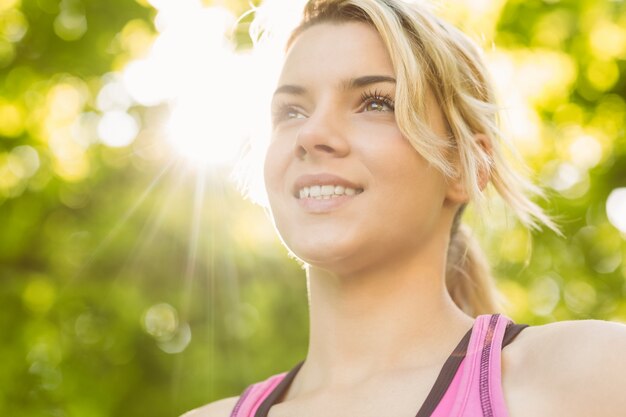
left=0, top=99, right=25, bottom=136
left=568, top=134, right=603, bottom=169
left=96, top=75, right=133, bottom=112
left=593, top=252, right=622, bottom=274
left=71, top=111, right=100, bottom=148
left=589, top=21, right=626, bottom=59
left=11, top=145, right=40, bottom=178
left=52, top=150, right=89, bottom=182
left=0, top=151, right=24, bottom=195
left=546, top=162, right=586, bottom=194
left=606, top=188, right=626, bottom=234
left=157, top=322, right=191, bottom=354
left=514, top=50, right=577, bottom=105
left=97, top=110, right=140, bottom=148
left=46, top=81, right=87, bottom=122
left=119, top=19, right=154, bottom=59
left=142, top=302, right=179, bottom=341
left=586, top=59, right=619, bottom=92
left=532, top=10, right=573, bottom=48
left=23, top=278, right=56, bottom=314
left=564, top=280, right=596, bottom=314
left=0, top=0, right=20, bottom=13
left=0, top=8, right=29, bottom=42
left=528, top=275, right=561, bottom=316
left=53, top=10, right=87, bottom=41
left=544, top=163, right=570, bottom=194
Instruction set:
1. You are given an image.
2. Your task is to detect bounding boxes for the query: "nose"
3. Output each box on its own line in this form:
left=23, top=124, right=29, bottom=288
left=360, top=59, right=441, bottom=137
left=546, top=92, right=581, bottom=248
left=294, top=107, right=350, bottom=160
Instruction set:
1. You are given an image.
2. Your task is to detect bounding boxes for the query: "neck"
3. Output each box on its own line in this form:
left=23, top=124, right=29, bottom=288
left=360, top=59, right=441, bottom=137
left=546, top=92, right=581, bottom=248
left=293, top=241, right=474, bottom=395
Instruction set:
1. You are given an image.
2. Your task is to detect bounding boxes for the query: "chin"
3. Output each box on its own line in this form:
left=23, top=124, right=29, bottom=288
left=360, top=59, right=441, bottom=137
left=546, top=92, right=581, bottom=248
left=285, top=236, right=368, bottom=274
left=289, top=243, right=345, bottom=265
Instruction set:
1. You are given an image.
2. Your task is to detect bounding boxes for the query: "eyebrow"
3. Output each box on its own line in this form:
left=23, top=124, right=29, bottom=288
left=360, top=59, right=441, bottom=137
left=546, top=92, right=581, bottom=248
left=272, top=75, right=396, bottom=98
left=346, top=75, right=396, bottom=89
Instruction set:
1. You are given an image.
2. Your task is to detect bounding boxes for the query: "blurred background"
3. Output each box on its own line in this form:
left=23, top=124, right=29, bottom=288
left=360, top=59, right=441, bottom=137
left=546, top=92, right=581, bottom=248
left=0, top=0, right=625, bottom=415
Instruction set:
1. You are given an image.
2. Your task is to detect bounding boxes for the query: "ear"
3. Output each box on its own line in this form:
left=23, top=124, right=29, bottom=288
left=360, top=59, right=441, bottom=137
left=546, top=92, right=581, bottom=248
left=445, top=133, right=493, bottom=204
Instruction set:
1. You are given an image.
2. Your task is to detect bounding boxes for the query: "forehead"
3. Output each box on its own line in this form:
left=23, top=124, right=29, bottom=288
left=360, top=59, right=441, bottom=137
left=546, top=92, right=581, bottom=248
left=279, top=22, right=395, bottom=85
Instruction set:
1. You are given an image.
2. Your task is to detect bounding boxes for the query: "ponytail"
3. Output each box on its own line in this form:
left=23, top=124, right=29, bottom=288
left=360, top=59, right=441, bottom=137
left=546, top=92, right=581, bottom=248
left=445, top=206, right=503, bottom=316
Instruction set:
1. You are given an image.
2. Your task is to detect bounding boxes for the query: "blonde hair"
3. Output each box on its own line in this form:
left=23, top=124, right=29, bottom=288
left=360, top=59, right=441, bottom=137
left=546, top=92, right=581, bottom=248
left=283, top=0, right=558, bottom=316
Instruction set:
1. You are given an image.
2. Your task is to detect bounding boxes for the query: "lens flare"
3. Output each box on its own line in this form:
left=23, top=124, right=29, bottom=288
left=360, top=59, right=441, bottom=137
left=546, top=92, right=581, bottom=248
left=119, top=0, right=307, bottom=169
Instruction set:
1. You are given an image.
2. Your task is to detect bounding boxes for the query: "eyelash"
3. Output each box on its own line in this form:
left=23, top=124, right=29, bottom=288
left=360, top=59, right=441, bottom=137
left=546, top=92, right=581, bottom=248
left=272, top=89, right=396, bottom=124
left=360, top=89, right=395, bottom=112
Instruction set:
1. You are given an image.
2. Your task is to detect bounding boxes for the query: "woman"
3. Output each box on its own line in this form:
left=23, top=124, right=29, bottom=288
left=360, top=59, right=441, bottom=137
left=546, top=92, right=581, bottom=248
left=185, top=0, right=626, bottom=416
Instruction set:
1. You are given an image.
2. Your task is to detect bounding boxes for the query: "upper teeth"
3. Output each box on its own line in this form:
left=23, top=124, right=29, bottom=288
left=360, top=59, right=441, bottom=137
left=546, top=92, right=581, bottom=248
left=298, top=185, right=361, bottom=199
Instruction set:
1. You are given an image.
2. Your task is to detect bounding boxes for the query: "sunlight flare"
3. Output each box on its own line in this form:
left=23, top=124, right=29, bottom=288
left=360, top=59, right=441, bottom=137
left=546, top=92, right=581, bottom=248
left=117, top=0, right=309, bottom=169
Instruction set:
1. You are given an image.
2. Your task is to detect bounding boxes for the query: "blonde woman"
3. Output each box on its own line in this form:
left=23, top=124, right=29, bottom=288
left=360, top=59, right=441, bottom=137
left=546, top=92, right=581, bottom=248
left=185, top=0, right=626, bottom=416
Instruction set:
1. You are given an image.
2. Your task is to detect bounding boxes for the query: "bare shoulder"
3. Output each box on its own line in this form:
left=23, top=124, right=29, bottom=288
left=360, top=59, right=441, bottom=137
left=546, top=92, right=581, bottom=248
left=180, top=396, right=240, bottom=417
left=513, top=319, right=626, bottom=367
left=502, top=319, right=626, bottom=417
left=511, top=318, right=626, bottom=353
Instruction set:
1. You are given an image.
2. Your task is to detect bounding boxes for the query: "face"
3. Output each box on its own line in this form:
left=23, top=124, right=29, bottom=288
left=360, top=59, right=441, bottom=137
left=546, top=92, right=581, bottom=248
left=264, top=22, right=457, bottom=274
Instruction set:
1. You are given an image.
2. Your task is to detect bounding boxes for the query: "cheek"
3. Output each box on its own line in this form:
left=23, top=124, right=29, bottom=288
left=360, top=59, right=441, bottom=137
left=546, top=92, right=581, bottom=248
left=356, top=123, right=422, bottom=178
left=263, top=139, right=288, bottom=193
left=359, top=125, right=447, bottom=210
left=263, top=138, right=298, bottom=232
left=354, top=118, right=405, bottom=148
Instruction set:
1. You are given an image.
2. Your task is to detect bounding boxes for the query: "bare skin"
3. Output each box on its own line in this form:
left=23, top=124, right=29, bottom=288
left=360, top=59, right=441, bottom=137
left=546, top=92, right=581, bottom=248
left=182, top=22, right=626, bottom=417
left=184, top=320, right=626, bottom=417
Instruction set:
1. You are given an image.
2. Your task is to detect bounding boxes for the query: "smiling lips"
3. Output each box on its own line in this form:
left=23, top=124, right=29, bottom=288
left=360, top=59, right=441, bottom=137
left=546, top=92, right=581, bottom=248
left=299, top=184, right=362, bottom=199
left=293, top=173, right=364, bottom=201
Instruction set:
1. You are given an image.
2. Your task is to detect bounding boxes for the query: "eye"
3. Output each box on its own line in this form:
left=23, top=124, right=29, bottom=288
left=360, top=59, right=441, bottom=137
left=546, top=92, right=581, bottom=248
left=272, top=103, right=307, bottom=124
left=364, top=100, right=393, bottom=112
left=360, top=89, right=395, bottom=113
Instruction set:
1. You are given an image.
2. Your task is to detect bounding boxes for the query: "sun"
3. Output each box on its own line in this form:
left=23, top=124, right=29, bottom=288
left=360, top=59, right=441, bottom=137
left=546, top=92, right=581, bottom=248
left=118, top=0, right=308, bottom=170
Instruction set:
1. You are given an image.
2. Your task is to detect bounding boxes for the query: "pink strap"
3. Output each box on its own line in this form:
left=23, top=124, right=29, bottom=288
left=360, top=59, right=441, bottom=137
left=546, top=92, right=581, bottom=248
left=231, top=314, right=514, bottom=417
left=436, top=314, right=512, bottom=417
left=482, top=314, right=511, bottom=417
left=230, top=373, right=287, bottom=417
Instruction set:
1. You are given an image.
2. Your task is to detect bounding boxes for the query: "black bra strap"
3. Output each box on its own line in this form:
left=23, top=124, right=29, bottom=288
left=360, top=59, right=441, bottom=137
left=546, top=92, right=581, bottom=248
left=415, top=319, right=528, bottom=416
left=255, top=361, right=304, bottom=417
left=502, top=323, right=529, bottom=349
left=253, top=319, right=529, bottom=417
left=414, top=326, right=473, bottom=417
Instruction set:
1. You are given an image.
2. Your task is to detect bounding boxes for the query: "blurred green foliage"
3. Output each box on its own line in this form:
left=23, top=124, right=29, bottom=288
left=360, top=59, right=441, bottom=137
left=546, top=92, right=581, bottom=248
left=0, top=0, right=624, bottom=416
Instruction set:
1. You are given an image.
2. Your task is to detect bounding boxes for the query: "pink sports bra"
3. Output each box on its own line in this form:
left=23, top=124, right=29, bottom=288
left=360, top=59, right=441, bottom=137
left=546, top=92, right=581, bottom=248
left=230, top=314, right=527, bottom=417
